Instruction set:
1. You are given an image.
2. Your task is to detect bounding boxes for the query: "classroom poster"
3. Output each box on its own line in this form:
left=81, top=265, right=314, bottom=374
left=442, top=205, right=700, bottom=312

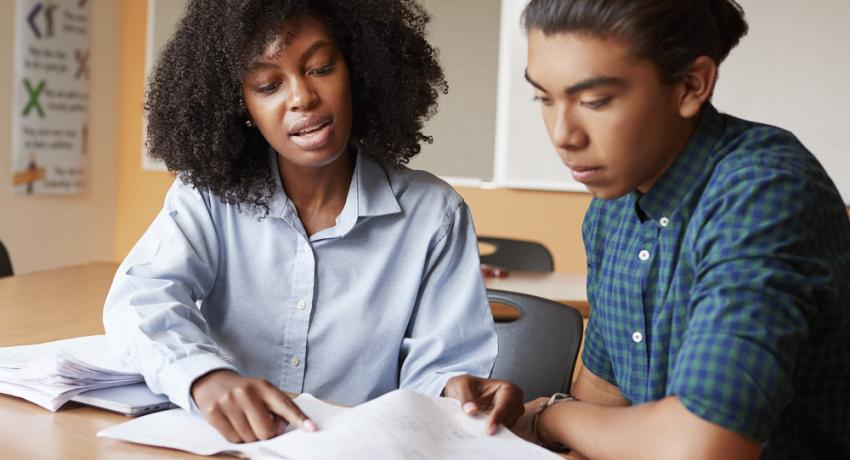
left=10, top=0, right=90, bottom=195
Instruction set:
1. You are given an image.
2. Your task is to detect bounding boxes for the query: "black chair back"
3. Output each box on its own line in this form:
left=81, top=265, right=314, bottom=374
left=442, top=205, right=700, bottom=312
left=488, top=289, right=583, bottom=399
left=478, top=236, right=554, bottom=272
left=0, top=240, right=13, bottom=278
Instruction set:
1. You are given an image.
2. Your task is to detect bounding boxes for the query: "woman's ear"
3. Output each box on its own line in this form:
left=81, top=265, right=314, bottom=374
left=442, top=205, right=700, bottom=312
left=676, top=56, right=717, bottom=118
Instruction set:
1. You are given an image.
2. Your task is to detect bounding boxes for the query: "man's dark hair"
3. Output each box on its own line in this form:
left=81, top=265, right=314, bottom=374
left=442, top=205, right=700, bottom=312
left=145, top=0, right=448, bottom=215
left=522, top=0, right=749, bottom=84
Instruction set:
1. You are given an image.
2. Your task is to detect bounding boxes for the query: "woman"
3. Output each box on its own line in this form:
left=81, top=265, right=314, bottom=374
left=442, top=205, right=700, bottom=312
left=508, top=0, right=850, bottom=459
left=104, top=0, right=521, bottom=443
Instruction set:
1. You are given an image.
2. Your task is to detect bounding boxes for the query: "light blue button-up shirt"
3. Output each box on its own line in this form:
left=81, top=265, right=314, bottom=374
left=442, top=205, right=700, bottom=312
left=103, top=151, right=497, bottom=410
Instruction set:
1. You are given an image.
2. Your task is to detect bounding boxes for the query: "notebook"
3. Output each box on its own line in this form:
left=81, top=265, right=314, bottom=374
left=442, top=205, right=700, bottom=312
left=71, top=382, right=174, bottom=416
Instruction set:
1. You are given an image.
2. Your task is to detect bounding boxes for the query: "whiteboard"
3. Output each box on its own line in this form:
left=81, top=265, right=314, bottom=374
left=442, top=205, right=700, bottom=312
left=493, top=0, right=585, bottom=192
left=493, top=0, right=850, bottom=202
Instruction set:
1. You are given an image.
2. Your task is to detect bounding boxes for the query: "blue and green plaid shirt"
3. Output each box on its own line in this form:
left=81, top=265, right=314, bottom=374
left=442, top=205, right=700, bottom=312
left=581, top=104, right=850, bottom=458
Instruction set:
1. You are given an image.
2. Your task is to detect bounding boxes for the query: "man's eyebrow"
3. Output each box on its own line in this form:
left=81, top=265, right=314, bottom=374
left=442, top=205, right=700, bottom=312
left=524, top=69, right=625, bottom=95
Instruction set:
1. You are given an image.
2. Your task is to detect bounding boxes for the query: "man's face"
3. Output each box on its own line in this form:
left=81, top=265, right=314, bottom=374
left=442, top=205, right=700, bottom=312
left=526, top=30, right=690, bottom=199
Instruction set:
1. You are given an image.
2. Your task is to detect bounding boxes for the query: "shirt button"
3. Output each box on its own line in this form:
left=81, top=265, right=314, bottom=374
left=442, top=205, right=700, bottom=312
left=296, top=300, right=306, bottom=310
left=290, top=356, right=300, bottom=367
left=659, top=217, right=669, bottom=227
left=632, top=331, right=643, bottom=343
left=638, top=250, right=650, bottom=261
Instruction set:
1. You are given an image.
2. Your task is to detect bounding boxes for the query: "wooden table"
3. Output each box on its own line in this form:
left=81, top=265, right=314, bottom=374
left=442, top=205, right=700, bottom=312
left=0, top=262, right=583, bottom=459
left=0, top=262, right=203, bottom=459
left=484, top=271, right=588, bottom=318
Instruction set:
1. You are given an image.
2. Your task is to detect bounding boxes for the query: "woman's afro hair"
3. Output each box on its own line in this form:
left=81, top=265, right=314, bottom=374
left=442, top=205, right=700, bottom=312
left=145, top=0, right=448, bottom=215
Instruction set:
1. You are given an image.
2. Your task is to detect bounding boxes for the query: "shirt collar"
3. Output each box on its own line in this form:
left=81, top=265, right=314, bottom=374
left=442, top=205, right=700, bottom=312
left=635, top=103, right=727, bottom=223
left=266, top=145, right=401, bottom=238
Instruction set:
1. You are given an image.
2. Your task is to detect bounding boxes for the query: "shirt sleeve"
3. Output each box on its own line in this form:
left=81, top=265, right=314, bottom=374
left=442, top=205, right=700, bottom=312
left=103, top=180, right=236, bottom=411
left=398, top=200, right=498, bottom=396
left=579, top=199, right=617, bottom=385
left=667, top=161, right=840, bottom=441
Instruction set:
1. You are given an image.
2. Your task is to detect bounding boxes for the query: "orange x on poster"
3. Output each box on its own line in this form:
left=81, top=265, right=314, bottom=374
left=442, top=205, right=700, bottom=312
left=13, top=168, right=46, bottom=186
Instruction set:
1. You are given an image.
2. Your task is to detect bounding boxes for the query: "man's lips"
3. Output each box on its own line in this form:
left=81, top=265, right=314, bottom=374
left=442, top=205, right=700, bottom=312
left=567, top=164, right=603, bottom=183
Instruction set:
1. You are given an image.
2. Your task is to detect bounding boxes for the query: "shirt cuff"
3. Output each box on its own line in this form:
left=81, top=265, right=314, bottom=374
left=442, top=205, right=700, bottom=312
left=431, top=371, right=472, bottom=398
left=155, top=353, right=237, bottom=412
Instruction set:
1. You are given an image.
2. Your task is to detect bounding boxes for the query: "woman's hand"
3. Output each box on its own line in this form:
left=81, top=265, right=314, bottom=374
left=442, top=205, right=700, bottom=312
left=443, top=375, right=525, bottom=434
left=191, top=369, right=317, bottom=443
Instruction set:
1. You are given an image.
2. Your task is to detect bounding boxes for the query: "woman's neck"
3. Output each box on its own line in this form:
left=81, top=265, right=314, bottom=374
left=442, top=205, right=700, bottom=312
left=277, top=149, right=355, bottom=235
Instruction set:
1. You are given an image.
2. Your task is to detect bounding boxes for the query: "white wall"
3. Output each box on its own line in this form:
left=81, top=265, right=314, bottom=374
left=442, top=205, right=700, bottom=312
left=0, top=0, right=120, bottom=274
left=714, top=0, right=850, bottom=204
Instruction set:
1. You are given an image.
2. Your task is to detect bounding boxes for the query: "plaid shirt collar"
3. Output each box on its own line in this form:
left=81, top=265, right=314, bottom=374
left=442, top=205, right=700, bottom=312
left=633, top=103, right=727, bottom=223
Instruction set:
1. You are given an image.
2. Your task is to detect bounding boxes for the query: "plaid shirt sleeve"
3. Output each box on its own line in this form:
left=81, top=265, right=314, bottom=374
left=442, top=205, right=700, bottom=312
left=580, top=199, right=618, bottom=385
left=667, top=152, right=842, bottom=441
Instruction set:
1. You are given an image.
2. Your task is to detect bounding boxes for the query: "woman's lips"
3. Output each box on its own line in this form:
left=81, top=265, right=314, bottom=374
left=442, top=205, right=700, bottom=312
left=289, top=119, right=333, bottom=151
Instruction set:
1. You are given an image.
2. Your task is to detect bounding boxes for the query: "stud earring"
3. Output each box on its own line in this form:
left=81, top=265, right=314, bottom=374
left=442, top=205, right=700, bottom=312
left=245, top=119, right=253, bottom=128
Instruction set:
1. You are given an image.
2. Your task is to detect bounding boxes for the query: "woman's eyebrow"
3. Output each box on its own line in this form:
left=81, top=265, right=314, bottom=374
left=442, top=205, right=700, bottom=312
left=246, top=40, right=334, bottom=72
left=299, top=40, right=333, bottom=62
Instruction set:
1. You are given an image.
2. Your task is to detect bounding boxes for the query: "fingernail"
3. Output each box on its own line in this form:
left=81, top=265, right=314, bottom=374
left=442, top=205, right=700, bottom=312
left=303, top=419, right=318, bottom=432
left=487, top=424, right=498, bottom=435
left=463, top=402, right=477, bottom=414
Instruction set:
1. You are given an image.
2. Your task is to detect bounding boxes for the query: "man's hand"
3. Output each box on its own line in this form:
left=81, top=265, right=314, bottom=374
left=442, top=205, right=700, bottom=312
left=443, top=375, right=524, bottom=434
left=510, top=397, right=549, bottom=443
left=191, top=370, right=317, bottom=443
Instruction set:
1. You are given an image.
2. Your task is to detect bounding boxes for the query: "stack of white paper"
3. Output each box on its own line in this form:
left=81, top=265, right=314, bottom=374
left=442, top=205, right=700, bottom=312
left=0, top=335, right=142, bottom=411
left=99, top=389, right=562, bottom=460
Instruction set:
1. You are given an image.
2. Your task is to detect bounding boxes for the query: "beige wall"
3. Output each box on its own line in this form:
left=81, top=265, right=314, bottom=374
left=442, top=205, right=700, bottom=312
left=0, top=0, right=121, bottom=274
left=114, top=0, right=174, bottom=261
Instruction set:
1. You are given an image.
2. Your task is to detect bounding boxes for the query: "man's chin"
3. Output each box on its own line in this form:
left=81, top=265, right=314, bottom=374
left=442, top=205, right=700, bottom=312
left=587, top=184, right=631, bottom=201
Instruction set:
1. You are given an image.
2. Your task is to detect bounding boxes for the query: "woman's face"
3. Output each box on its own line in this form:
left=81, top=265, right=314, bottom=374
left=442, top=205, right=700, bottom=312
left=525, top=30, right=691, bottom=199
left=242, top=15, right=353, bottom=170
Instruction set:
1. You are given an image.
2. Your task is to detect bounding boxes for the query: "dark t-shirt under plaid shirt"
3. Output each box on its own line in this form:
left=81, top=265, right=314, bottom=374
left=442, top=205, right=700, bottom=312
left=581, top=103, right=850, bottom=459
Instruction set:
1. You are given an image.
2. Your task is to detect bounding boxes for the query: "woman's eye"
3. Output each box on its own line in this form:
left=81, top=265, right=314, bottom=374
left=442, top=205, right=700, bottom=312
left=254, top=82, right=280, bottom=94
left=580, top=97, right=612, bottom=109
left=308, top=64, right=335, bottom=76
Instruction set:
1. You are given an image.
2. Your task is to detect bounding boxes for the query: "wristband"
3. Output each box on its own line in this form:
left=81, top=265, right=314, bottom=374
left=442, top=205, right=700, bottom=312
left=532, top=392, right=575, bottom=453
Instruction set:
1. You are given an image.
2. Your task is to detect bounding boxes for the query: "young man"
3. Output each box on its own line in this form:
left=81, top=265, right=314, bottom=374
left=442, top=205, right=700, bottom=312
left=506, top=1, right=850, bottom=459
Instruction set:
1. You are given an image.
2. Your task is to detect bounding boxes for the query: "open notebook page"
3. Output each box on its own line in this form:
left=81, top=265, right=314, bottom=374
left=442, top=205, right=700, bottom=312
left=254, top=390, right=561, bottom=460
left=100, top=389, right=561, bottom=459
left=97, top=393, right=346, bottom=457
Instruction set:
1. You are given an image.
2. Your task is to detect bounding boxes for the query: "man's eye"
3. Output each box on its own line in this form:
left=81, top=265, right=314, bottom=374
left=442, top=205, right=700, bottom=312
left=532, top=95, right=554, bottom=106
left=580, top=97, right=612, bottom=109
